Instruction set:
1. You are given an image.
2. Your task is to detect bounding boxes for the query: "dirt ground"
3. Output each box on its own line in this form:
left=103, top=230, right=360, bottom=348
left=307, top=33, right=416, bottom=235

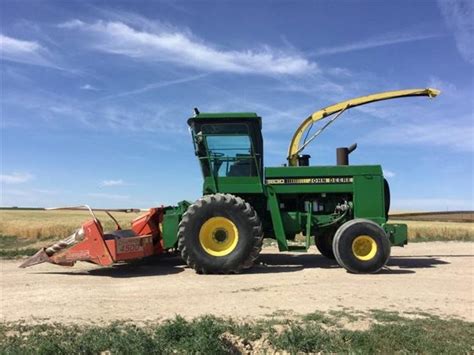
left=1, top=242, right=472, bottom=324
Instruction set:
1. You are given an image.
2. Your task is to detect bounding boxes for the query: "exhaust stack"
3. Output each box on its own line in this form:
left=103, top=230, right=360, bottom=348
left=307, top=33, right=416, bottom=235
left=336, top=143, right=357, bottom=165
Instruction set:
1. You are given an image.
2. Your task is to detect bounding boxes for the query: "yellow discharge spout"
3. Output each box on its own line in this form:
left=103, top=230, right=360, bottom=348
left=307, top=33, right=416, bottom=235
left=287, top=88, right=440, bottom=166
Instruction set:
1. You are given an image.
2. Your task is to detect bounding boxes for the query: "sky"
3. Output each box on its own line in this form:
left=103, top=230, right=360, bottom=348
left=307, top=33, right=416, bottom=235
left=1, top=0, right=473, bottom=211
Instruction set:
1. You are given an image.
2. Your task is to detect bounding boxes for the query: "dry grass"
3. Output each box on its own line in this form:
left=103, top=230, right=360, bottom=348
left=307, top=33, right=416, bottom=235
left=0, top=210, right=140, bottom=240
left=390, top=211, right=473, bottom=223
left=0, top=210, right=472, bottom=247
left=389, top=219, right=473, bottom=241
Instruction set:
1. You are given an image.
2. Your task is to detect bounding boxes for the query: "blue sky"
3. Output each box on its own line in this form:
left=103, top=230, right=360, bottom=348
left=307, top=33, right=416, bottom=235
left=1, top=0, right=473, bottom=211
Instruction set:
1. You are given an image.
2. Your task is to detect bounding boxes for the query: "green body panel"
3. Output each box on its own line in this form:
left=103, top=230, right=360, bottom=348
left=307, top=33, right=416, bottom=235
left=383, top=223, right=408, bottom=246
left=160, top=112, right=408, bottom=251
left=265, top=165, right=382, bottom=177
left=162, top=201, right=190, bottom=249
left=203, top=176, right=264, bottom=194
left=264, top=164, right=389, bottom=250
left=353, top=174, right=385, bottom=224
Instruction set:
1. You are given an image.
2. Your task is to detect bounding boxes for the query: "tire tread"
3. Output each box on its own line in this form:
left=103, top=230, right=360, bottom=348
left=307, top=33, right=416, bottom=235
left=178, top=193, right=263, bottom=274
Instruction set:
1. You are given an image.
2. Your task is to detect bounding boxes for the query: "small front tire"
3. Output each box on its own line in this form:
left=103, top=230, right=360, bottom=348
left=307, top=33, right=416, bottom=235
left=333, top=219, right=390, bottom=273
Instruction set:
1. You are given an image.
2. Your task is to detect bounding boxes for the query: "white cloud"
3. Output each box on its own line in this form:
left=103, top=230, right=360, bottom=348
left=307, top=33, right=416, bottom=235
left=383, top=169, right=396, bottom=178
left=2, top=85, right=187, bottom=133
left=58, top=19, right=317, bottom=76
left=326, top=67, right=352, bottom=77
left=0, top=172, right=34, bottom=184
left=353, top=104, right=394, bottom=120
left=438, top=0, right=474, bottom=64
left=96, top=73, right=208, bottom=101
left=80, top=84, right=99, bottom=91
left=427, top=76, right=458, bottom=96
left=273, top=79, right=345, bottom=96
left=101, top=179, right=125, bottom=187
left=59, top=19, right=85, bottom=29
left=33, top=189, right=59, bottom=194
left=88, top=192, right=129, bottom=200
left=0, top=34, right=60, bottom=69
left=0, top=34, right=40, bottom=53
left=366, top=120, right=474, bottom=152
left=315, top=32, right=443, bottom=56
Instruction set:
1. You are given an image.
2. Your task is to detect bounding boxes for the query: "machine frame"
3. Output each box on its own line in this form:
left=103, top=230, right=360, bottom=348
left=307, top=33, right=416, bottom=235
left=21, top=88, right=439, bottom=274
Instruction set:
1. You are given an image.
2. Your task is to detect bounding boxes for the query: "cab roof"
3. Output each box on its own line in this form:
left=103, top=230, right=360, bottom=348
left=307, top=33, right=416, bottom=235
left=188, top=112, right=262, bottom=128
left=192, top=112, right=259, bottom=120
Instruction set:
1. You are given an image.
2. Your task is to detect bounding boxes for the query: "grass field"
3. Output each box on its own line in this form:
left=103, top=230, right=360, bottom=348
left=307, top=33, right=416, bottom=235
left=0, top=210, right=138, bottom=240
left=1, top=310, right=472, bottom=354
left=0, top=210, right=472, bottom=258
left=0, top=210, right=141, bottom=258
left=390, top=211, right=473, bottom=222
left=389, top=219, right=473, bottom=241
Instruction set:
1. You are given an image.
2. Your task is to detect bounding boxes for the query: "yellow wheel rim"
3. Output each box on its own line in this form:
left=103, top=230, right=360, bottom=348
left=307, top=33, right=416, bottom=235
left=352, top=235, right=377, bottom=261
left=199, top=217, right=239, bottom=257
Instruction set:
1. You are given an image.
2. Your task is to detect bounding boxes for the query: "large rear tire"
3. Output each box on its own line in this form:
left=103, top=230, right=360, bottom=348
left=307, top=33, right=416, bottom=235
left=333, top=219, right=390, bottom=273
left=315, top=232, right=335, bottom=259
left=178, top=193, right=263, bottom=274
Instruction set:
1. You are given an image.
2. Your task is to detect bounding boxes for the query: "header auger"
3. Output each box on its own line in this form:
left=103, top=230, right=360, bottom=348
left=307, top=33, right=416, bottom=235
left=21, top=88, right=439, bottom=274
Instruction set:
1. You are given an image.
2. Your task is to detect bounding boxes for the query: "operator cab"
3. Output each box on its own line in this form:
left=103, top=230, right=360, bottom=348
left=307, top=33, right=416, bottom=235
left=187, top=111, right=263, bottom=181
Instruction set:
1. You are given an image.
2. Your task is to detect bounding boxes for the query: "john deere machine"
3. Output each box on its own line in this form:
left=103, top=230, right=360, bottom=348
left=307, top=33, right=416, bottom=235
left=21, top=88, right=439, bottom=274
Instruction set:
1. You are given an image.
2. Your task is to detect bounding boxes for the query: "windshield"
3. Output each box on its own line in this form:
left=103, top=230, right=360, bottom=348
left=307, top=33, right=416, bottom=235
left=191, top=122, right=261, bottom=178
left=206, top=135, right=251, bottom=157
left=204, top=134, right=256, bottom=177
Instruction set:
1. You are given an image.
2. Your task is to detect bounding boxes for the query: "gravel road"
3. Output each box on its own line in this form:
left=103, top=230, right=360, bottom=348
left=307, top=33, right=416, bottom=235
left=1, top=242, right=472, bottom=323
